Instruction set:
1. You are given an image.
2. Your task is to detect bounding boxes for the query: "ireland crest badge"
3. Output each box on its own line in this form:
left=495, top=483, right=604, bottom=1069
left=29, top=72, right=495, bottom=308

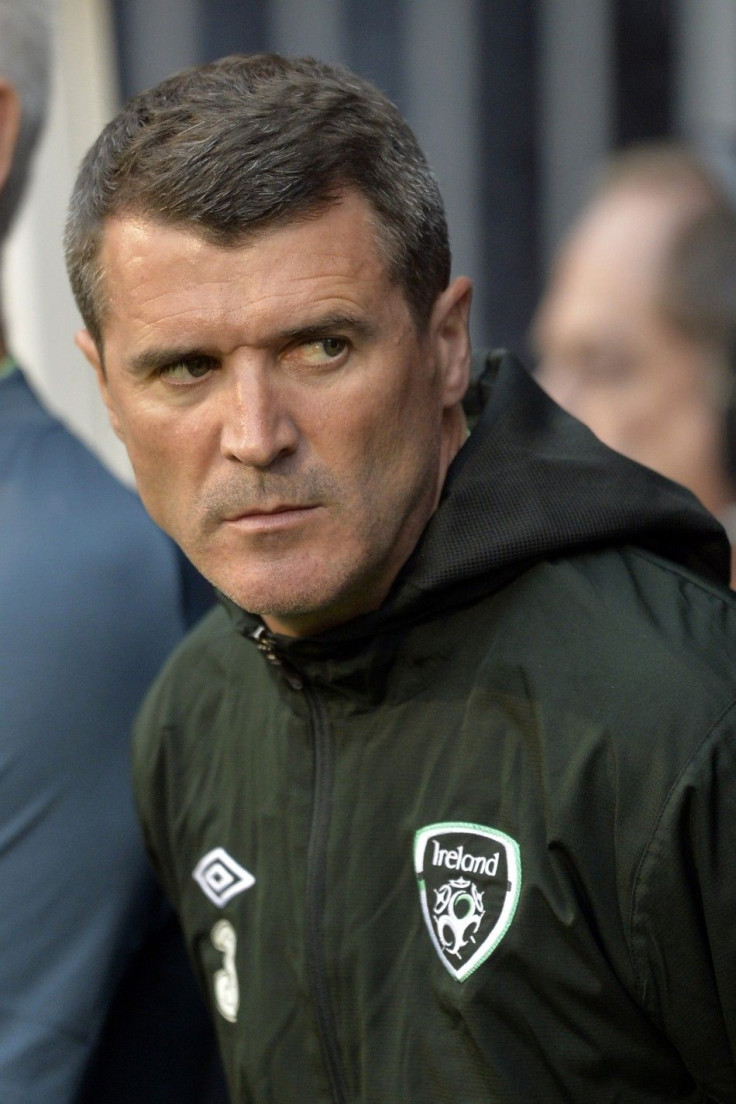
left=414, top=821, right=522, bottom=981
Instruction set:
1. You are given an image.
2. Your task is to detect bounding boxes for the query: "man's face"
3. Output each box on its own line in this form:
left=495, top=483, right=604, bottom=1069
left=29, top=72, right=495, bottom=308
left=532, top=186, right=732, bottom=517
left=80, top=192, right=471, bottom=636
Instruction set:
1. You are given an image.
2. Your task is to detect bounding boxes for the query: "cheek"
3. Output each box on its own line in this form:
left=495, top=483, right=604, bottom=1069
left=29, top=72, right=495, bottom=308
left=120, top=412, right=198, bottom=520
left=126, top=399, right=207, bottom=465
left=343, top=400, right=424, bottom=480
left=622, top=378, right=687, bottom=437
left=355, top=402, right=442, bottom=513
left=125, top=420, right=172, bottom=479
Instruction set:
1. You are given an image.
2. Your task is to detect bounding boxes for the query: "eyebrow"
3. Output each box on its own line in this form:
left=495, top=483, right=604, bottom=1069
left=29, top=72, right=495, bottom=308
left=269, top=311, right=378, bottom=346
left=126, top=347, right=215, bottom=377
left=125, top=311, right=378, bottom=377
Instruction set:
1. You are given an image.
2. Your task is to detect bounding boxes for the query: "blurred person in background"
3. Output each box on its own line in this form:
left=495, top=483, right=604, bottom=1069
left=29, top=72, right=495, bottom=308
left=532, top=141, right=736, bottom=583
left=0, top=2, right=225, bottom=1100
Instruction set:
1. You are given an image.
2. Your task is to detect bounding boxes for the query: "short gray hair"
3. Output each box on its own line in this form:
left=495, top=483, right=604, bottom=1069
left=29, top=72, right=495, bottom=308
left=0, top=0, right=53, bottom=242
left=64, top=53, right=451, bottom=346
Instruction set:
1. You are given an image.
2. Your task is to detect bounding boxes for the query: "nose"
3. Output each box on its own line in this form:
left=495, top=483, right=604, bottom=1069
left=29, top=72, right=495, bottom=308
left=536, top=359, right=579, bottom=416
left=220, top=356, right=299, bottom=468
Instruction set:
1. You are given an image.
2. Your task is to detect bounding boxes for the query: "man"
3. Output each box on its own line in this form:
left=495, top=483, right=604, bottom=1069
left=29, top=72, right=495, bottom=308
left=66, top=54, right=736, bottom=1102
left=0, top=3, right=223, bottom=1100
left=532, top=142, right=736, bottom=581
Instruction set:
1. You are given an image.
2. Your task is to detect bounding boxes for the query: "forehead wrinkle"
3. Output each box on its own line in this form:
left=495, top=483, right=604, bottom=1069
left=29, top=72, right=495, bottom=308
left=99, top=195, right=409, bottom=356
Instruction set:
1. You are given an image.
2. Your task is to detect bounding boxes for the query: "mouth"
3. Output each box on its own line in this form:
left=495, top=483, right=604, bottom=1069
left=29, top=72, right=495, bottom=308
left=223, top=504, right=321, bottom=532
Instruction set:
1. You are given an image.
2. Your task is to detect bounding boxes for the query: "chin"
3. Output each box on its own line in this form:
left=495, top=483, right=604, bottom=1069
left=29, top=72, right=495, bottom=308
left=219, top=573, right=334, bottom=621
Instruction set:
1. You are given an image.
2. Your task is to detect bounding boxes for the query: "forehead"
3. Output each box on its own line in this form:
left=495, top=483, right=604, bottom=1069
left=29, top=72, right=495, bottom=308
left=537, top=188, right=700, bottom=345
left=96, top=192, right=399, bottom=348
left=568, top=194, right=678, bottom=297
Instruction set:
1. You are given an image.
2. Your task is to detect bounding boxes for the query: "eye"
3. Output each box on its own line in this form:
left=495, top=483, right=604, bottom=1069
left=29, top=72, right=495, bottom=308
left=160, top=355, right=218, bottom=384
left=579, top=350, right=638, bottom=386
left=284, top=337, right=349, bottom=370
left=319, top=338, right=346, bottom=359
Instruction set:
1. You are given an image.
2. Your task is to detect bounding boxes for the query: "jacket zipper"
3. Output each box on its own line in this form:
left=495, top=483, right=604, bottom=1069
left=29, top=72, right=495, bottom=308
left=250, top=628, right=348, bottom=1102
left=304, top=685, right=349, bottom=1104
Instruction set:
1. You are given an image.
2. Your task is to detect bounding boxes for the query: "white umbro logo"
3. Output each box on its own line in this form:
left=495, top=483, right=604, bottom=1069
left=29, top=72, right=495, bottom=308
left=193, top=847, right=255, bottom=908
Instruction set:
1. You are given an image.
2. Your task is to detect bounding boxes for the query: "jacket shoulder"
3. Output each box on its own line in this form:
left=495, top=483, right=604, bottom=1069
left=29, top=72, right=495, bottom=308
left=505, top=544, right=736, bottom=705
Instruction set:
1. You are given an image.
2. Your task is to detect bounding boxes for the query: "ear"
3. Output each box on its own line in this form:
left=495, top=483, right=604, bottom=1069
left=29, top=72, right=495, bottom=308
left=0, top=80, right=21, bottom=193
left=75, top=328, right=126, bottom=442
left=429, top=276, right=473, bottom=408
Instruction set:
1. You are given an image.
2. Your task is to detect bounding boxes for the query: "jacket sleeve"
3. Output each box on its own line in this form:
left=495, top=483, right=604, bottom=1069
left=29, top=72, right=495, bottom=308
left=0, top=534, right=186, bottom=1101
left=0, top=405, right=215, bottom=1102
left=630, top=703, right=736, bottom=1101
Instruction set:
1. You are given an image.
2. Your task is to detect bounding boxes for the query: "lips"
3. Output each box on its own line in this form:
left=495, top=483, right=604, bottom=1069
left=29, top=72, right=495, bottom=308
left=220, top=504, right=322, bottom=535
left=224, top=504, right=314, bottom=521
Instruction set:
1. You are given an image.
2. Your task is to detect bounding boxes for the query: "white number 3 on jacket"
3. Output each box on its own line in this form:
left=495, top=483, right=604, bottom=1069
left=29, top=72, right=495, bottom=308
left=211, top=919, right=240, bottom=1022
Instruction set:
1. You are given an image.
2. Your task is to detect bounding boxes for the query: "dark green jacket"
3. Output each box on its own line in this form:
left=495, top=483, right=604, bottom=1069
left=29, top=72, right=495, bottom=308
left=135, top=353, right=736, bottom=1103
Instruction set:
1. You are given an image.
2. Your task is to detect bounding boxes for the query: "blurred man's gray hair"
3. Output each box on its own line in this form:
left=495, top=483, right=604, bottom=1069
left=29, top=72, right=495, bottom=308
left=0, top=0, right=53, bottom=242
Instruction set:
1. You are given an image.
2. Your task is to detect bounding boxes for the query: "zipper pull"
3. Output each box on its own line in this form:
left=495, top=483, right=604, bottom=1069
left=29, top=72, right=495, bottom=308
left=250, top=626, right=304, bottom=691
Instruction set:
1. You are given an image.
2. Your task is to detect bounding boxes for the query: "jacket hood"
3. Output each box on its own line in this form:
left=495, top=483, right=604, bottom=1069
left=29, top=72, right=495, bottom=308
left=222, top=350, right=730, bottom=647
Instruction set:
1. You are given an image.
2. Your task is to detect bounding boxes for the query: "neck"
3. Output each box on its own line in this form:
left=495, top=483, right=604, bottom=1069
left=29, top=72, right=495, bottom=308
left=436, top=405, right=469, bottom=500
